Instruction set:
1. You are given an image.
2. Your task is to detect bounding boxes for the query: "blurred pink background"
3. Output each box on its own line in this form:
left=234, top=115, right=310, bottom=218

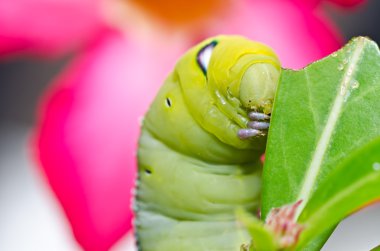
left=0, top=0, right=379, bottom=250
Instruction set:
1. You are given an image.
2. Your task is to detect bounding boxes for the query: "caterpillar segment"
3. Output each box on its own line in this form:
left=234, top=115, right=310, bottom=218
left=135, top=36, right=281, bottom=251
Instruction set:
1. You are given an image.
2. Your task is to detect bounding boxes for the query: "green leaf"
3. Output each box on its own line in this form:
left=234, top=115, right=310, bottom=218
left=371, top=244, right=380, bottom=251
left=236, top=209, right=277, bottom=251
left=262, top=37, right=380, bottom=248
left=296, top=137, right=380, bottom=249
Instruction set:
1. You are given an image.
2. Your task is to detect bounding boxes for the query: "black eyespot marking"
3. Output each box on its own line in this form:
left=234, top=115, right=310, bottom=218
left=145, top=169, right=152, bottom=175
left=165, top=97, right=172, bottom=107
left=197, top=40, right=218, bottom=75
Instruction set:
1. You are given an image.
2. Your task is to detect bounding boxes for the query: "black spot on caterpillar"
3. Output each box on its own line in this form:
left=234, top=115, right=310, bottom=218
left=165, top=97, right=172, bottom=107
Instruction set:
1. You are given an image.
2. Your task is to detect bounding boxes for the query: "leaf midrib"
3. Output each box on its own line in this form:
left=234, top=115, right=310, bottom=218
left=295, top=38, right=367, bottom=217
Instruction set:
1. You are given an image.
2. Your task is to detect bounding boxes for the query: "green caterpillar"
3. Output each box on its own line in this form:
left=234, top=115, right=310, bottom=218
left=135, top=36, right=281, bottom=251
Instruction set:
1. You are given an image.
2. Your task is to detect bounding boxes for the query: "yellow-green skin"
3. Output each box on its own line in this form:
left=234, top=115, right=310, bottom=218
left=135, top=36, right=281, bottom=251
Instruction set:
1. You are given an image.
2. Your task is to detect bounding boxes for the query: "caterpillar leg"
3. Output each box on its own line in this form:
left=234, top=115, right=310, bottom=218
left=238, top=112, right=270, bottom=140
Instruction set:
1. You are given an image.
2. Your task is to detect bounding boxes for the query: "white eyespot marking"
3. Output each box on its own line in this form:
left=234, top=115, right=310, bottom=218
left=197, top=40, right=218, bottom=75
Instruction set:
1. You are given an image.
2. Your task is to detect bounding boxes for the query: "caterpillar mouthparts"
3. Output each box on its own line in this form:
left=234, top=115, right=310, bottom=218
left=238, top=111, right=271, bottom=140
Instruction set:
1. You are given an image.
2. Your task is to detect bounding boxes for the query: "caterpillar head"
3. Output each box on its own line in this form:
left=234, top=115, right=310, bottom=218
left=196, top=36, right=281, bottom=115
left=162, top=36, right=282, bottom=149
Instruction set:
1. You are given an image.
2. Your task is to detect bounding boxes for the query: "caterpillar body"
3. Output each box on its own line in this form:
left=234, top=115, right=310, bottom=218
left=135, top=36, right=281, bottom=251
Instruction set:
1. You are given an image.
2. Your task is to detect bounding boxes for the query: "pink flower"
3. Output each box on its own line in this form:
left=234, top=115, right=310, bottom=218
left=1, top=0, right=365, bottom=250
left=33, top=31, right=187, bottom=250
left=0, top=0, right=106, bottom=57
left=326, top=0, right=367, bottom=7
left=292, top=0, right=366, bottom=8
left=204, top=0, right=343, bottom=69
